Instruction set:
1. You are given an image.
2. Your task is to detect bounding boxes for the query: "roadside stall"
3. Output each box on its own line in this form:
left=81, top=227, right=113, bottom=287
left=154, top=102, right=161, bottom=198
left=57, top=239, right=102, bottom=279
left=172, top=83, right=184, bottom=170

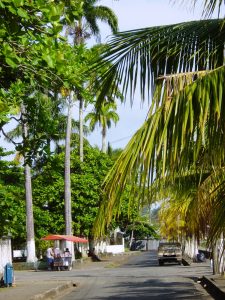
left=41, top=234, right=88, bottom=270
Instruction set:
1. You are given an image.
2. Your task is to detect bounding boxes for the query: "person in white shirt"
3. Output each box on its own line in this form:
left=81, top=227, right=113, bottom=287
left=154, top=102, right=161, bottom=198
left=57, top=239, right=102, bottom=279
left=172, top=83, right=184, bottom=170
left=46, top=247, right=54, bottom=270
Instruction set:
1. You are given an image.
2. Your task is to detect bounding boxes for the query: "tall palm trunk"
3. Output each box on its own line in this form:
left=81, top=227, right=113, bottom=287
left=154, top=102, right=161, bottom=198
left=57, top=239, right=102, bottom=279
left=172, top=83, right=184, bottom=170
left=129, top=229, right=134, bottom=249
left=184, top=235, right=198, bottom=260
left=64, top=92, right=75, bottom=260
left=79, top=97, right=84, bottom=162
left=21, top=104, right=36, bottom=263
left=24, top=163, right=36, bottom=263
left=74, top=20, right=84, bottom=163
left=213, top=234, right=225, bottom=275
left=64, top=92, right=75, bottom=261
left=102, top=126, right=107, bottom=153
left=213, top=240, right=220, bottom=274
left=64, top=93, right=73, bottom=236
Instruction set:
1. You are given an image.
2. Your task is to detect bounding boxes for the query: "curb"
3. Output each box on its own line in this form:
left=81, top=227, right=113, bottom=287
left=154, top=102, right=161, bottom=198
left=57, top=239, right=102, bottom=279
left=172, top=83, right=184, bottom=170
left=201, top=276, right=225, bottom=300
left=29, top=281, right=76, bottom=300
left=182, top=258, right=191, bottom=266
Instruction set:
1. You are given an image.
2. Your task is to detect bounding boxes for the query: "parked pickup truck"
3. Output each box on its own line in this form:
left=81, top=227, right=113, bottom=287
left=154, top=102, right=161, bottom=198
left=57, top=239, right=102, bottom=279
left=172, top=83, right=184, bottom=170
left=158, top=242, right=182, bottom=265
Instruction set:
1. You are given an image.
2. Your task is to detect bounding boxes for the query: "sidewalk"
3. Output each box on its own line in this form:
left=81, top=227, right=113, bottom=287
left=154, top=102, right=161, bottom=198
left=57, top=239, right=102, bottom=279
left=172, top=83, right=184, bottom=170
left=185, top=258, right=225, bottom=299
left=201, top=274, right=225, bottom=299
left=0, top=269, right=77, bottom=300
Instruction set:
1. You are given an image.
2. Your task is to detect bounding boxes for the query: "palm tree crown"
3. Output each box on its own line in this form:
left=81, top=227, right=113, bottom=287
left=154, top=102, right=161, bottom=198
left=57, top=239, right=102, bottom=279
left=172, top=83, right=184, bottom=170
left=85, top=102, right=119, bottom=153
left=68, top=0, right=118, bottom=45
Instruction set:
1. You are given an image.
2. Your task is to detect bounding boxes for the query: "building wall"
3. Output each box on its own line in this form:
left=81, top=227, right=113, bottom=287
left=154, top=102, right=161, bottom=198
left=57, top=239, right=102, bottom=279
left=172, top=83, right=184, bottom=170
left=148, top=239, right=160, bottom=250
left=95, top=238, right=125, bottom=254
left=0, top=238, right=12, bottom=275
left=106, top=244, right=125, bottom=254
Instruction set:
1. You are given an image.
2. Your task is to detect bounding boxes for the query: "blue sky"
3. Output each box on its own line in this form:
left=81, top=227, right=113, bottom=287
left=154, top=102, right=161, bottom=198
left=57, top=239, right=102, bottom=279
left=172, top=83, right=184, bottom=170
left=85, top=0, right=203, bottom=149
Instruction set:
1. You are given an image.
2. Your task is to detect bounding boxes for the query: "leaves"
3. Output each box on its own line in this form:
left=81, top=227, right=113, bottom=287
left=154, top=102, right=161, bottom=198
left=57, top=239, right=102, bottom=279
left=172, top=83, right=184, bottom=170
left=93, top=2, right=225, bottom=240
left=94, top=19, right=225, bottom=104
left=32, top=144, right=114, bottom=237
left=0, top=148, right=26, bottom=239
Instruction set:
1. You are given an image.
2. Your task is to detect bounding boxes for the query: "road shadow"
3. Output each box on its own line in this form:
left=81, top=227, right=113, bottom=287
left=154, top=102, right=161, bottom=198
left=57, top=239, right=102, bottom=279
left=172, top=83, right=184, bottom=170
left=89, top=277, right=205, bottom=299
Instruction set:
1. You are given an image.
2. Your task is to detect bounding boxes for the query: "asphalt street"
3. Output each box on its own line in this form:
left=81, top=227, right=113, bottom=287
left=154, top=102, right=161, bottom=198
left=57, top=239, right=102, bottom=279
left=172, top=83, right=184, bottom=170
left=58, top=251, right=213, bottom=300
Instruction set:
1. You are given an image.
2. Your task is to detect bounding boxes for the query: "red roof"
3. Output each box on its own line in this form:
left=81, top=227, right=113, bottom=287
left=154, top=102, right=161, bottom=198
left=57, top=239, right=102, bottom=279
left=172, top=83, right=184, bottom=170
left=41, top=234, right=88, bottom=243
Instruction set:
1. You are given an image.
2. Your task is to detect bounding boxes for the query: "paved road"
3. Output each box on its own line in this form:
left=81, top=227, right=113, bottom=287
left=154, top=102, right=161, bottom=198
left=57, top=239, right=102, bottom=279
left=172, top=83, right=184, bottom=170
left=59, top=251, right=212, bottom=300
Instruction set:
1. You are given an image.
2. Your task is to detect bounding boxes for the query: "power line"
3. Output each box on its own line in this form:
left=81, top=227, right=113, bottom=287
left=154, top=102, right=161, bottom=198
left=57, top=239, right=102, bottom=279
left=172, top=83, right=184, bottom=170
left=110, top=134, right=134, bottom=144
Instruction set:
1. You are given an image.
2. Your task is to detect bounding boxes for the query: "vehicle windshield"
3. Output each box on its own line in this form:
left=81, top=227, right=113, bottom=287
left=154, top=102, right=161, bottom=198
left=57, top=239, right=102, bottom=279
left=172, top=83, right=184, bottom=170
left=159, top=243, right=181, bottom=250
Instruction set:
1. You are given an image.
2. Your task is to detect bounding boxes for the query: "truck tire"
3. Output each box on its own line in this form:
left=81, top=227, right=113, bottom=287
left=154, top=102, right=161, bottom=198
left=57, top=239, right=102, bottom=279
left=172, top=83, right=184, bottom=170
left=158, top=260, right=164, bottom=266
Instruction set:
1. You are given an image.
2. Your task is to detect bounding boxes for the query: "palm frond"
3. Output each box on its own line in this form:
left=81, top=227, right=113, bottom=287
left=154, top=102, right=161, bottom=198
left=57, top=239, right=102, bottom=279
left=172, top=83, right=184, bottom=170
left=175, top=0, right=225, bottom=18
left=5, top=125, right=22, bottom=141
left=94, top=19, right=225, bottom=103
left=94, top=66, right=225, bottom=236
left=200, top=0, right=225, bottom=17
left=83, top=2, right=118, bottom=42
left=200, top=171, right=225, bottom=244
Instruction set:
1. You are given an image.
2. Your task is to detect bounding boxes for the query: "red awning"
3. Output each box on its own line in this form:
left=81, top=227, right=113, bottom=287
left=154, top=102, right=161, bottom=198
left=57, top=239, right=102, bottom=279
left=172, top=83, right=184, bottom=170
left=41, top=234, right=88, bottom=243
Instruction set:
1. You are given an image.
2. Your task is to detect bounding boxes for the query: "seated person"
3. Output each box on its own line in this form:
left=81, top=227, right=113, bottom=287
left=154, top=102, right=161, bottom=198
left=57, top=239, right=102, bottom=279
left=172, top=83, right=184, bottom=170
left=54, top=247, right=61, bottom=258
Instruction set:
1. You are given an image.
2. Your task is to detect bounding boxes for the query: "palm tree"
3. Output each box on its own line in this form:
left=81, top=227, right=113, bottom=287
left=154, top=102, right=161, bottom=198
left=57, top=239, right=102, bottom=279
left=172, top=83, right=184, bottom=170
left=64, top=92, right=73, bottom=237
left=21, top=104, right=37, bottom=263
left=67, top=0, right=118, bottom=162
left=155, top=167, right=225, bottom=272
left=63, top=2, right=118, bottom=252
left=151, top=171, right=206, bottom=259
left=93, top=1, right=225, bottom=242
left=3, top=92, right=69, bottom=263
left=3, top=104, right=37, bottom=263
left=85, top=102, right=119, bottom=153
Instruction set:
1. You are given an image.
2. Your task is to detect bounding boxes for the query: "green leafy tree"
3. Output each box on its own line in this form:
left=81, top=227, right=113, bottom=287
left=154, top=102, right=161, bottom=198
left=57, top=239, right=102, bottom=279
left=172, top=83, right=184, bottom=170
left=0, top=0, right=88, bottom=262
left=126, top=221, right=158, bottom=241
left=107, top=146, right=123, bottom=161
left=0, top=148, right=26, bottom=244
left=32, top=141, right=114, bottom=239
